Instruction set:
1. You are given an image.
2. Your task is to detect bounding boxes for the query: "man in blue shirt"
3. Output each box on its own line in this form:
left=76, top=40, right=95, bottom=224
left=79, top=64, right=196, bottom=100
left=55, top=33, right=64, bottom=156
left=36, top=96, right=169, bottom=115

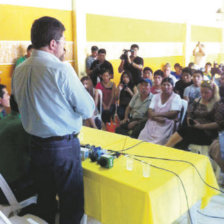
left=12, top=16, right=95, bottom=224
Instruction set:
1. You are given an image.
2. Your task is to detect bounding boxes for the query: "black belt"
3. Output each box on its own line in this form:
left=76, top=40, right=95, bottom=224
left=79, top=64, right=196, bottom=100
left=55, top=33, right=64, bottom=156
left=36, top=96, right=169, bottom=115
left=31, top=133, right=78, bottom=141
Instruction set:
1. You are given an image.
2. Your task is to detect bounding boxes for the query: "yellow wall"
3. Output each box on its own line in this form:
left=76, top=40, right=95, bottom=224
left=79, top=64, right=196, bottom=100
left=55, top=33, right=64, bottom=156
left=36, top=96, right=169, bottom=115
left=0, top=3, right=224, bottom=90
left=86, top=14, right=186, bottom=42
left=0, top=4, right=74, bottom=92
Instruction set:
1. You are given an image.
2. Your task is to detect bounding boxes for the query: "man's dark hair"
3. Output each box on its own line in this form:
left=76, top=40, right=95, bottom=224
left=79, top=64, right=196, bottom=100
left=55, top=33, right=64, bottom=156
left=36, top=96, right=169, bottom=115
left=162, top=77, right=174, bottom=87
left=182, top=67, right=192, bottom=76
left=154, top=69, right=164, bottom=78
left=174, top=63, right=181, bottom=68
left=31, top=16, right=65, bottom=49
left=131, top=44, right=139, bottom=50
left=27, top=44, right=33, bottom=51
left=0, top=84, right=6, bottom=98
left=98, top=49, right=106, bottom=54
left=193, top=70, right=204, bottom=77
left=143, top=67, right=153, bottom=74
left=205, top=62, right=212, bottom=66
left=91, top=46, right=98, bottom=52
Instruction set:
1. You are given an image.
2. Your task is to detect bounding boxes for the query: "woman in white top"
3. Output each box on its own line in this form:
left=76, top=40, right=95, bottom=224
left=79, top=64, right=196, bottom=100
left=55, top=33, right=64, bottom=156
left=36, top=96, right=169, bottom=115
left=138, top=77, right=182, bottom=145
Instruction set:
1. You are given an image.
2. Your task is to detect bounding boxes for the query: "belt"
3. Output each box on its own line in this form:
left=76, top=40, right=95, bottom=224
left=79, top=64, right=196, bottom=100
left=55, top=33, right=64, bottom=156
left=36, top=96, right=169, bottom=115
left=31, top=133, right=78, bottom=141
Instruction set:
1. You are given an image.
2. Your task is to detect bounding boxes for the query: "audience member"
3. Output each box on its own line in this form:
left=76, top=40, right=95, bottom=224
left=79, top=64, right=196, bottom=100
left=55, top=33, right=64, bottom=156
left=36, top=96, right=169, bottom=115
left=115, top=79, right=153, bottom=138
left=142, top=67, right=153, bottom=86
left=166, top=80, right=220, bottom=149
left=138, top=77, right=182, bottom=145
left=0, top=107, right=33, bottom=204
left=150, top=70, right=163, bottom=94
left=115, top=71, right=137, bottom=120
left=96, top=69, right=116, bottom=124
left=15, top=44, right=33, bottom=67
left=174, top=67, right=193, bottom=98
left=203, top=62, right=212, bottom=80
left=209, top=86, right=224, bottom=174
left=183, top=70, right=203, bottom=104
left=86, top=46, right=98, bottom=75
left=81, top=76, right=101, bottom=129
left=118, top=44, right=144, bottom=85
left=171, top=63, right=182, bottom=80
left=90, top=49, right=113, bottom=86
left=163, top=63, right=177, bottom=85
left=188, top=62, right=195, bottom=70
left=0, top=84, right=10, bottom=119
left=216, top=73, right=224, bottom=87
left=193, top=42, right=206, bottom=69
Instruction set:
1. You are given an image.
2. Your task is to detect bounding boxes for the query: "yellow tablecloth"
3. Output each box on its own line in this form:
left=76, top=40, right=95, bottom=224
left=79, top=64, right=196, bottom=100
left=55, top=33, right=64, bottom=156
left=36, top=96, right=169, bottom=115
left=79, top=127, right=219, bottom=224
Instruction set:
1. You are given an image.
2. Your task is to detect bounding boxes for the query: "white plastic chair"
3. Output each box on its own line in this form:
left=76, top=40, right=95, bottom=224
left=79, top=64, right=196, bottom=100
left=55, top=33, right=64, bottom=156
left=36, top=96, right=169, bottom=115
left=0, top=174, right=47, bottom=223
left=0, top=210, right=48, bottom=224
left=180, top=99, right=188, bottom=125
left=97, top=89, right=103, bottom=117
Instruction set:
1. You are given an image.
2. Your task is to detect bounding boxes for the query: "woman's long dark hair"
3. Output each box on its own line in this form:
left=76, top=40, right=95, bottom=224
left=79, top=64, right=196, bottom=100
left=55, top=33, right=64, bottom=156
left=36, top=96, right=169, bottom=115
left=119, top=71, right=134, bottom=88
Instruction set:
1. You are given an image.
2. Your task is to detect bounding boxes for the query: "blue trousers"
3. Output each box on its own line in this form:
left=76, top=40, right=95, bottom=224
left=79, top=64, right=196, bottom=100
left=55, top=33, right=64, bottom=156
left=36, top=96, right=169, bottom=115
left=30, top=134, right=84, bottom=224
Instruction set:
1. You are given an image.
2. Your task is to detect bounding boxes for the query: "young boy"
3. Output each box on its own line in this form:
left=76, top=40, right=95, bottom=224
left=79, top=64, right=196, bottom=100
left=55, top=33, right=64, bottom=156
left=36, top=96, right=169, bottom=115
left=0, top=84, right=10, bottom=119
left=150, top=70, right=163, bottom=94
left=183, top=70, right=203, bottom=104
left=142, top=67, right=153, bottom=87
left=171, top=63, right=182, bottom=80
left=174, top=67, right=193, bottom=98
left=203, top=62, right=212, bottom=80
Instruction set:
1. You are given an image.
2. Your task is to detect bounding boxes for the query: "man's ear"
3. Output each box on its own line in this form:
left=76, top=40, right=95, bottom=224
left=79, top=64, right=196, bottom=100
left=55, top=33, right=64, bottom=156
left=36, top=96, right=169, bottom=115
left=49, top=39, right=57, bottom=50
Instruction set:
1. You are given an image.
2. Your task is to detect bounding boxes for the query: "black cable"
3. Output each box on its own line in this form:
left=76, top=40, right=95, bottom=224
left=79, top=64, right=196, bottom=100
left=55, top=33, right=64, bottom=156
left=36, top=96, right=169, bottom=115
left=119, top=140, right=146, bottom=152
left=110, top=139, right=224, bottom=194
left=128, top=155, right=193, bottom=224
left=128, top=153, right=224, bottom=194
left=197, top=210, right=224, bottom=219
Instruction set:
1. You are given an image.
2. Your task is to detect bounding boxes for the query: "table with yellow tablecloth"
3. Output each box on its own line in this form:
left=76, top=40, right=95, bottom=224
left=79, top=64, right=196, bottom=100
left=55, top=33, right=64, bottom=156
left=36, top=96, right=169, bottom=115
left=79, top=127, right=219, bottom=224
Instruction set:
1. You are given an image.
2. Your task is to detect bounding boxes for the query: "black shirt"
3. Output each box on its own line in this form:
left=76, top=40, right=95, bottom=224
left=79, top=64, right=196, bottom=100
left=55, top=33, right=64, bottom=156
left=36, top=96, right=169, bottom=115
left=174, top=80, right=193, bottom=98
left=123, top=56, right=144, bottom=85
left=90, top=60, right=114, bottom=86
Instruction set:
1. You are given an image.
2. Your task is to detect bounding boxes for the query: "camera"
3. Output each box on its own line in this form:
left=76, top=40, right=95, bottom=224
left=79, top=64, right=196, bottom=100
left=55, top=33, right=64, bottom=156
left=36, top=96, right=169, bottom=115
left=123, top=83, right=128, bottom=89
left=120, top=49, right=134, bottom=60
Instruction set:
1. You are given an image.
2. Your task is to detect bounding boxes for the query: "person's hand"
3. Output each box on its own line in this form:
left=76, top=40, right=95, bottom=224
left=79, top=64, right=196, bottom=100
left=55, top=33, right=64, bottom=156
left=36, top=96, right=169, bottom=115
left=193, top=120, right=203, bottom=129
left=120, top=118, right=129, bottom=125
left=119, top=84, right=123, bottom=91
left=125, top=87, right=132, bottom=94
left=152, top=117, right=165, bottom=124
left=128, top=120, right=139, bottom=129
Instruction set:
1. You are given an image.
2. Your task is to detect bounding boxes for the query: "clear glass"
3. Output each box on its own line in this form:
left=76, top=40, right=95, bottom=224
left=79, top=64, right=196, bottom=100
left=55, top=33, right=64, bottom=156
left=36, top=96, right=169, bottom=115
left=142, top=162, right=150, bottom=178
left=126, top=156, right=134, bottom=171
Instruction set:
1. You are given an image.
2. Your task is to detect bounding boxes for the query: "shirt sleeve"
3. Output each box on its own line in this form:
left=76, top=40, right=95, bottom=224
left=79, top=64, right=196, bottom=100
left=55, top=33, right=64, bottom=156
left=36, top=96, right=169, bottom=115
left=63, top=64, right=95, bottom=119
left=183, top=86, right=190, bottom=97
left=171, top=94, right=182, bottom=111
left=149, top=94, right=156, bottom=109
left=129, top=93, right=138, bottom=108
left=134, top=57, right=144, bottom=65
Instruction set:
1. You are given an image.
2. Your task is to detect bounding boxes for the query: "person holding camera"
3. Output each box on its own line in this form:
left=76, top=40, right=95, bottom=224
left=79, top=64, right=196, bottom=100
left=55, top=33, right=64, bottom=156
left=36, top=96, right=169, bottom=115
left=115, top=71, right=138, bottom=120
left=89, top=48, right=114, bottom=86
left=118, top=44, right=144, bottom=85
left=166, top=81, right=220, bottom=149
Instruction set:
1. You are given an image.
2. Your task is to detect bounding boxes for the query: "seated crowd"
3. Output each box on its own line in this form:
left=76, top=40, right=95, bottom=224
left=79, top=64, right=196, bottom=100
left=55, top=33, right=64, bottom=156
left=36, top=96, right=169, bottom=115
left=1, top=43, right=224, bottom=186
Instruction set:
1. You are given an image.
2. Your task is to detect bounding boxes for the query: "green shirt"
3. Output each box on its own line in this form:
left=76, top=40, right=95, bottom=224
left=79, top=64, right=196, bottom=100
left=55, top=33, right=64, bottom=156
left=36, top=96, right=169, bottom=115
left=15, top=56, right=26, bottom=67
left=0, top=112, right=30, bottom=183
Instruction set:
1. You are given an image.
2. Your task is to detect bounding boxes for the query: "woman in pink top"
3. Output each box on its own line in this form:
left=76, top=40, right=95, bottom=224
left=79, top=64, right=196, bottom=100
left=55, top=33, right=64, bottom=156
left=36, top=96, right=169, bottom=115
left=138, top=77, right=182, bottom=145
left=96, top=69, right=116, bottom=123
